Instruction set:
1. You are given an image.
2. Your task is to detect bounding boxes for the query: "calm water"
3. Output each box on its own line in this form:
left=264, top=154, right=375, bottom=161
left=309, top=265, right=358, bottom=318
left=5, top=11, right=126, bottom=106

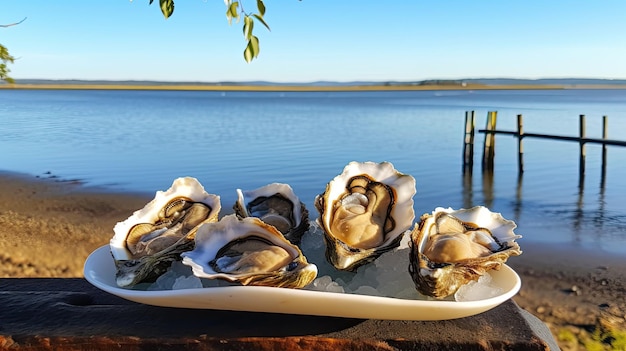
left=2, top=89, right=626, bottom=255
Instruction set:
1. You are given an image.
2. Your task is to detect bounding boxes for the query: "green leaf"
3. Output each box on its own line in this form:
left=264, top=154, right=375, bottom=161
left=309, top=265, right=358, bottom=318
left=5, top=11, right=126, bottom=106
left=159, top=0, right=174, bottom=19
left=243, top=35, right=260, bottom=63
left=243, top=16, right=254, bottom=40
left=252, top=14, right=271, bottom=31
left=231, top=1, right=239, bottom=17
left=0, top=45, right=15, bottom=64
left=256, top=0, right=266, bottom=17
left=226, top=1, right=239, bottom=25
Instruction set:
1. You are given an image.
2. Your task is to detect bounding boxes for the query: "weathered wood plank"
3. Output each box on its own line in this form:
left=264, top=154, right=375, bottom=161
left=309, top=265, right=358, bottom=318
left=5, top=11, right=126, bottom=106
left=0, top=278, right=558, bottom=350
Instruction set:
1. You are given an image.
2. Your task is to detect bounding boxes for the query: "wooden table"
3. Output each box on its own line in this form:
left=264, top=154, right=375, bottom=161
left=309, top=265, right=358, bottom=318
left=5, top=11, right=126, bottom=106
left=0, top=278, right=558, bottom=350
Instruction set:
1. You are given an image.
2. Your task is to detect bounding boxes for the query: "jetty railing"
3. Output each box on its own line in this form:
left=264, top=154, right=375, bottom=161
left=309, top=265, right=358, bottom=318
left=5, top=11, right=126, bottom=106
left=462, top=111, right=626, bottom=182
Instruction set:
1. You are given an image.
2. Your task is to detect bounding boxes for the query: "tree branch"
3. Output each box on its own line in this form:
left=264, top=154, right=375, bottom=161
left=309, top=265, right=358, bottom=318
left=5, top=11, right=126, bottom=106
left=1, top=17, right=27, bottom=28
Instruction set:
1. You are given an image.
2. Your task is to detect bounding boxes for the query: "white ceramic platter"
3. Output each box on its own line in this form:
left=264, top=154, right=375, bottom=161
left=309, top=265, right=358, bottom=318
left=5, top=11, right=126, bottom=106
left=84, top=245, right=520, bottom=320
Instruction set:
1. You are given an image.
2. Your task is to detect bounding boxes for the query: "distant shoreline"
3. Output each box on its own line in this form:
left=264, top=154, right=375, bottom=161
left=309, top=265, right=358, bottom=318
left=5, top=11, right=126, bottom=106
left=2, top=83, right=626, bottom=92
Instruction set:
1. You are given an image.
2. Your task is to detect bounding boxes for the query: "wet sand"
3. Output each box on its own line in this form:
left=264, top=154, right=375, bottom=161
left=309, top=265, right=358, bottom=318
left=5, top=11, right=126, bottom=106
left=1, top=171, right=624, bottom=350
left=0, top=171, right=151, bottom=277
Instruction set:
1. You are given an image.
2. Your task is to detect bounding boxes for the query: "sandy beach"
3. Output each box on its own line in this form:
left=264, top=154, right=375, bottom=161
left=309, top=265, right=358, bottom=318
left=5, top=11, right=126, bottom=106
left=1, top=171, right=624, bottom=350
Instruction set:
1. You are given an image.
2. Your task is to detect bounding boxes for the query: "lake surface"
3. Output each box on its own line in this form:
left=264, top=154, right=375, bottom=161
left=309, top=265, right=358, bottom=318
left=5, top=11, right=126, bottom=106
left=2, top=88, right=626, bottom=255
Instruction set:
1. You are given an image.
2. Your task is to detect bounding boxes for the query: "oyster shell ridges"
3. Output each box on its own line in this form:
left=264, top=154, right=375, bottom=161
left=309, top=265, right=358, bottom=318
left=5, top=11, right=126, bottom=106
left=110, top=177, right=221, bottom=288
left=408, top=206, right=522, bottom=299
left=315, top=161, right=416, bottom=271
left=182, top=214, right=318, bottom=289
left=233, top=183, right=309, bottom=245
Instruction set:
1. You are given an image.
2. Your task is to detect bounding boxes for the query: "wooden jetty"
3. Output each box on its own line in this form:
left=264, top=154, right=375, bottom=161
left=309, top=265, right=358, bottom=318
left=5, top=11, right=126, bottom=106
left=462, top=111, right=626, bottom=183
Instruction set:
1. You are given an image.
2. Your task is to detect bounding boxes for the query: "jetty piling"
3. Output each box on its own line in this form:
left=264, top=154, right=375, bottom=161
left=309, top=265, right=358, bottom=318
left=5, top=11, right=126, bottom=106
left=462, top=111, right=475, bottom=174
left=481, top=111, right=497, bottom=172
left=602, top=115, right=608, bottom=187
left=579, top=114, right=586, bottom=181
left=517, top=114, right=524, bottom=174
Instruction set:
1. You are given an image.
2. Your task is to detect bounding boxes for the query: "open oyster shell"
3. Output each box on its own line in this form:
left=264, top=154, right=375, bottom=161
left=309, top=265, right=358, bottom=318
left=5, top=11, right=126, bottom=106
left=181, top=214, right=318, bottom=289
left=408, top=206, right=522, bottom=299
left=315, top=161, right=416, bottom=271
left=110, top=177, right=221, bottom=288
left=233, top=183, right=309, bottom=245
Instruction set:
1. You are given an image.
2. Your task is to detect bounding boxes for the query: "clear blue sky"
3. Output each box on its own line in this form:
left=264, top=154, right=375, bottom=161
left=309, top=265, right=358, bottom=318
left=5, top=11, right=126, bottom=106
left=2, top=1, right=626, bottom=83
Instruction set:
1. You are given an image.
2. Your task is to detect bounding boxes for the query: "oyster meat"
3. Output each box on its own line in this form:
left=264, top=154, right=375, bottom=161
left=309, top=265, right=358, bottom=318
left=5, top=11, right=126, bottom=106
left=408, top=206, right=522, bottom=299
left=182, top=214, right=317, bottom=289
left=315, top=161, right=416, bottom=271
left=110, top=177, right=221, bottom=288
left=233, top=183, right=309, bottom=245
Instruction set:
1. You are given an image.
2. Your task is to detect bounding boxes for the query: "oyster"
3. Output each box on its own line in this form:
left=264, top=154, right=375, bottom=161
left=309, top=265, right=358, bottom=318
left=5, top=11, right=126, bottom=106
left=110, top=177, right=221, bottom=288
left=182, top=214, right=317, bottom=288
left=233, top=183, right=309, bottom=245
left=408, top=206, right=522, bottom=299
left=315, top=161, right=416, bottom=271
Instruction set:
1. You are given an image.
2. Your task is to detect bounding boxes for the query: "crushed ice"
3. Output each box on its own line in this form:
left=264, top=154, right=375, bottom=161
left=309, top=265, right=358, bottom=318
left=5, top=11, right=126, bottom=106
left=454, top=273, right=503, bottom=301
left=143, top=221, right=502, bottom=301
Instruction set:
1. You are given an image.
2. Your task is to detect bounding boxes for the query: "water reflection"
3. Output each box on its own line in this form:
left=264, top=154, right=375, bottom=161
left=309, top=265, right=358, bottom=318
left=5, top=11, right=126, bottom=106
left=514, top=175, right=523, bottom=222
left=462, top=171, right=473, bottom=209
left=461, top=169, right=495, bottom=210
left=481, top=170, right=494, bottom=209
left=461, top=165, right=626, bottom=255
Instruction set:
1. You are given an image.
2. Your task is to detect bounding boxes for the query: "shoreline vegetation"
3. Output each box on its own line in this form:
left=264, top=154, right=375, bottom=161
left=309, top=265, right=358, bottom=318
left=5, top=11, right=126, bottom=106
left=2, top=79, right=626, bottom=92
left=0, top=170, right=625, bottom=350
